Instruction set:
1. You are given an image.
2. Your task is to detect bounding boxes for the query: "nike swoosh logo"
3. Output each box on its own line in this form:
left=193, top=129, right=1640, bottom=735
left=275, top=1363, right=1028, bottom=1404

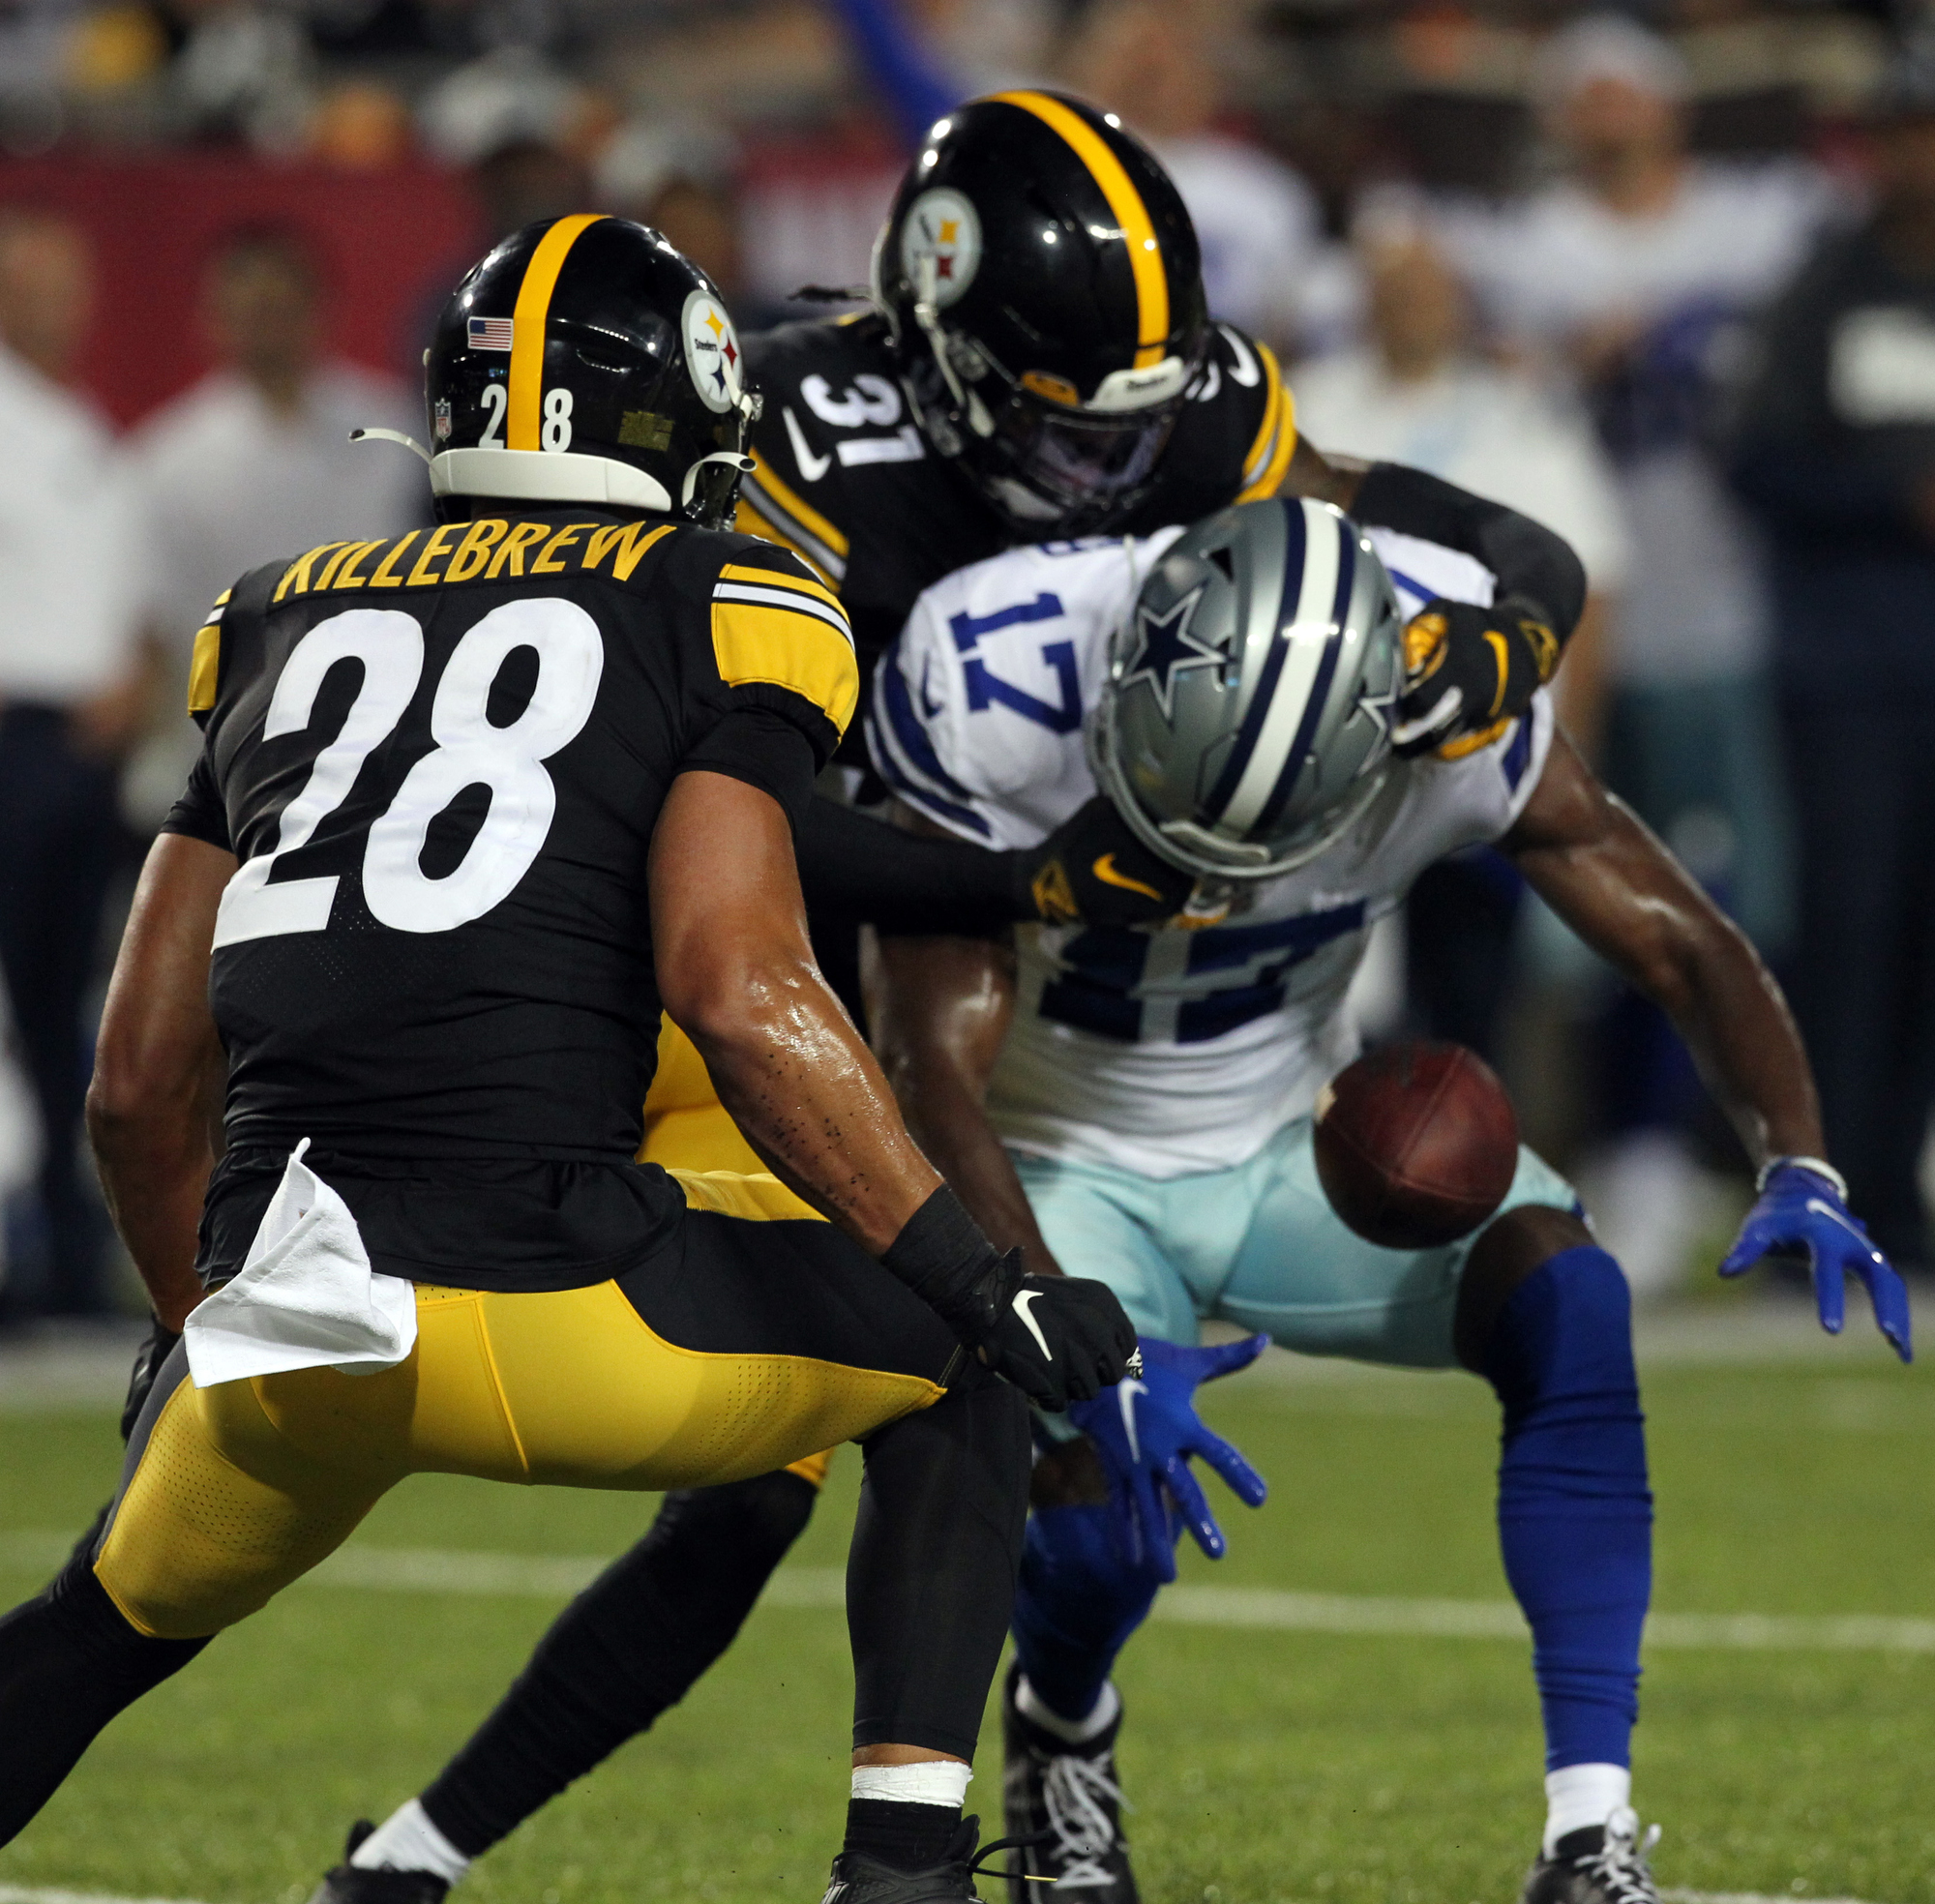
left=1013, top=1289, right=1053, bottom=1360
left=1116, top=1378, right=1147, bottom=1463
left=1092, top=853, right=1164, bottom=901
left=1805, top=1198, right=1885, bottom=1261
left=1220, top=323, right=1261, bottom=387
left=783, top=405, right=830, bottom=483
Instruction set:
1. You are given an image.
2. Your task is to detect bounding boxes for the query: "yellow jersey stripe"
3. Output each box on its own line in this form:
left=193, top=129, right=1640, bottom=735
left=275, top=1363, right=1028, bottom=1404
left=1236, top=342, right=1298, bottom=501
left=509, top=215, right=605, bottom=451
left=747, top=453, right=848, bottom=559
left=718, top=561, right=845, bottom=617
left=711, top=601, right=860, bottom=736
left=993, top=90, right=1168, bottom=368
left=669, top=1166, right=824, bottom=1224
left=187, top=621, right=221, bottom=714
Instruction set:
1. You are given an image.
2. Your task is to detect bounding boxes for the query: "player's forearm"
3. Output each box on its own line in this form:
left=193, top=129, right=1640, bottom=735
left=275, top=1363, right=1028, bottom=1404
left=1351, top=461, right=1589, bottom=640
left=879, top=1043, right=1061, bottom=1275
left=1642, top=911, right=1824, bottom=1168
left=676, top=957, right=942, bottom=1255
left=86, top=832, right=231, bottom=1329
left=870, top=936, right=1063, bottom=1275
left=1520, top=824, right=1823, bottom=1167
left=87, top=1082, right=216, bottom=1330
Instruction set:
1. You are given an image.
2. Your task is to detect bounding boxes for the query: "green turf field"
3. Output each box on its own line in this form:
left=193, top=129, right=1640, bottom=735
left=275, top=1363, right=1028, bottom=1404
left=2, top=1324, right=1930, bottom=1904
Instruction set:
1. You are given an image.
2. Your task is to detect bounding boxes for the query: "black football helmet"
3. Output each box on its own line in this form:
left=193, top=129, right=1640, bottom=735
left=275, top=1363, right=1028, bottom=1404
left=412, top=215, right=759, bottom=528
left=873, top=91, right=1209, bottom=536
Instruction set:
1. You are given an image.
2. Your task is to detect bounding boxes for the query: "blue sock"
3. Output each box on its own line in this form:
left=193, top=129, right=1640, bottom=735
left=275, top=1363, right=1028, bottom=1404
left=1481, top=1245, right=1652, bottom=1771
left=1009, top=1502, right=1162, bottom=1725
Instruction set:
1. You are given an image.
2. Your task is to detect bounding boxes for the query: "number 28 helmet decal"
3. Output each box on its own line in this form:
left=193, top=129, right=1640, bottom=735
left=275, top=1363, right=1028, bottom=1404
left=386, top=216, right=759, bottom=530
left=874, top=91, right=1210, bottom=536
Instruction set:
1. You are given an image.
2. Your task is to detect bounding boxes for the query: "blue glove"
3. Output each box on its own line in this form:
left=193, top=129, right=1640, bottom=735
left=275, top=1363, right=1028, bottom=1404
left=1066, top=1333, right=1270, bottom=1584
left=1719, top=1158, right=1912, bottom=1363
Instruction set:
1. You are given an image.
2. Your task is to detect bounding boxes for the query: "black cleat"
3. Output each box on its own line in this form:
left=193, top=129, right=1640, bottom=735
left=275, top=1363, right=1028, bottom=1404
left=1000, top=1664, right=1138, bottom=1904
left=1521, top=1812, right=1662, bottom=1904
left=821, top=1816, right=1029, bottom=1904
left=308, top=1823, right=452, bottom=1904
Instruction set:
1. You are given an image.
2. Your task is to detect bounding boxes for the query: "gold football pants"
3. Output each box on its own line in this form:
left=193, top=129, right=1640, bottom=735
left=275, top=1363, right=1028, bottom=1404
left=94, top=1169, right=956, bottom=1640
left=640, top=1021, right=836, bottom=1492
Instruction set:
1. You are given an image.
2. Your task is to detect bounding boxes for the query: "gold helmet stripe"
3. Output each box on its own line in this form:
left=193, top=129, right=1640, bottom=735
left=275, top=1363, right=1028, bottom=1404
left=990, top=91, right=1169, bottom=369
left=508, top=214, right=606, bottom=451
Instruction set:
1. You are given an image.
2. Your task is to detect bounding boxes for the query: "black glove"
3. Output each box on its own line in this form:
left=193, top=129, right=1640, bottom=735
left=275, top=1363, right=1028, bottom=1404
left=949, top=1250, right=1140, bottom=1411
left=881, top=1187, right=1141, bottom=1411
left=121, top=1315, right=182, bottom=1443
left=1392, top=595, right=1559, bottom=758
left=1015, top=795, right=1196, bottom=930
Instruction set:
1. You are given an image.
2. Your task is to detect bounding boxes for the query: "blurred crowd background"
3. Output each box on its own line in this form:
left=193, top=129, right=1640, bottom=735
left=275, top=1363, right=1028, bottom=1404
left=5, top=0, right=1935, bottom=1324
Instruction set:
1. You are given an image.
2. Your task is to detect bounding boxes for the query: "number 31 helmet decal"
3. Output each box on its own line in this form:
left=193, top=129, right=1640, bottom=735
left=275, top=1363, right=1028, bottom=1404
left=408, top=216, right=759, bottom=530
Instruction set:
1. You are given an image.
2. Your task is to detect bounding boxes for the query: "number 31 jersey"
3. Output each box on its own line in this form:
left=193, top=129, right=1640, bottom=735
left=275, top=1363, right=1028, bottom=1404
left=866, top=527, right=1554, bottom=1180
left=164, top=506, right=856, bottom=1170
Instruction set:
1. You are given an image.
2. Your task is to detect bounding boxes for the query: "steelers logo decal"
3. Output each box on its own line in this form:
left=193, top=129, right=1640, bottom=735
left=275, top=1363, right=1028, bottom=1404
left=683, top=288, right=743, bottom=414
left=901, top=189, right=981, bottom=309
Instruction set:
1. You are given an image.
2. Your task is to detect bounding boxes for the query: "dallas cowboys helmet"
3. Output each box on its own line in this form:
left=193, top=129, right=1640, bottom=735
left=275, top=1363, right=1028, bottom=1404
left=1089, top=498, right=1403, bottom=881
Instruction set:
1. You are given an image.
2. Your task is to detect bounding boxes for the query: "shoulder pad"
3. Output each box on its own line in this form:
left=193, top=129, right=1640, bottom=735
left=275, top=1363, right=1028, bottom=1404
left=188, top=555, right=284, bottom=722
left=697, top=527, right=859, bottom=738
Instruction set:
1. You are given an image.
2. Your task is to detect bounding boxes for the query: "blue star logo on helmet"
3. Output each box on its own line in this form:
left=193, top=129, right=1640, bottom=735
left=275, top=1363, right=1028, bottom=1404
left=1121, top=585, right=1220, bottom=718
left=1354, top=675, right=1398, bottom=759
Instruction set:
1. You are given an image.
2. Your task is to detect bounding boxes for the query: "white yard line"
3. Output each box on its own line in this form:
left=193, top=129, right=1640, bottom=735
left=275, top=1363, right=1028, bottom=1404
left=0, top=1885, right=1888, bottom=1904
left=1664, top=1892, right=1879, bottom=1904
left=0, top=1888, right=212, bottom=1904
left=10, top=1532, right=1933, bottom=1655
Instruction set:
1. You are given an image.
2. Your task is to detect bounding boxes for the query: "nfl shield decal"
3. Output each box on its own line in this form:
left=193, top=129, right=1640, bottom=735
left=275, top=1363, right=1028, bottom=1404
left=683, top=289, right=743, bottom=414
left=900, top=189, right=981, bottom=309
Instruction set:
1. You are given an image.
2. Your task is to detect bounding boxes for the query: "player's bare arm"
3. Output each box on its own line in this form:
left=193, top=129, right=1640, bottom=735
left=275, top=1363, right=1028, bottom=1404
left=868, top=918, right=1066, bottom=1281
left=1503, top=727, right=1822, bottom=1166
left=85, top=831, right=233, bottom=1331
left=650, top=770, right=942, bottom=1255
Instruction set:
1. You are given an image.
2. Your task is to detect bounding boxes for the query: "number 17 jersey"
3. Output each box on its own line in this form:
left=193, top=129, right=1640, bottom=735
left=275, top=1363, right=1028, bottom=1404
left=164, top=506, right=856, bottom=1172
left=866, top=527, right=1554, bottom=1180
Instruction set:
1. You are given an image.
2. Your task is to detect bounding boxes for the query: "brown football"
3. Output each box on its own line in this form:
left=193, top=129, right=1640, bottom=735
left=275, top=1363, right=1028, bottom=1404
left=1313, top=1040, right=1520, bottom=1250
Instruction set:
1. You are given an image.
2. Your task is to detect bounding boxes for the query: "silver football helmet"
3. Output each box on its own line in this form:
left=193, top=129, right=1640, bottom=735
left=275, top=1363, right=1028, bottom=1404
left=1089, top=497, right=1403, bottom=881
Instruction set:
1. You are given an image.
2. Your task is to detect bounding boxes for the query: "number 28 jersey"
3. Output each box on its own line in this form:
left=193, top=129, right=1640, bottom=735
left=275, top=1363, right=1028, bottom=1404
left=164, top=507, right=857, bottom=1169
left=866, top=530, right=1554, bottom=1180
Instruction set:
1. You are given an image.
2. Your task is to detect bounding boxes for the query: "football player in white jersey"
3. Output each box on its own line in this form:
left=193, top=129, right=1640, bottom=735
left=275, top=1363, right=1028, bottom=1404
left=866, top=497, right=1910, bottom=1904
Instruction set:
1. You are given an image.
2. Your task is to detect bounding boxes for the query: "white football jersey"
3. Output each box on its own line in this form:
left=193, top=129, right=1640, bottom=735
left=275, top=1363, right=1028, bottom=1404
left=866, top=526, right=1555, bottom=1179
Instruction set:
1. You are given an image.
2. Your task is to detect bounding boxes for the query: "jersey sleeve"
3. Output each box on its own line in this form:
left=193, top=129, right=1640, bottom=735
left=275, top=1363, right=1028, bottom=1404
left=158, top=744, right=233, bottom=852
left=185, top=582, right=236, bottom=725
left=1412, top=688, right=1556, bottom=852
left=1231, top=329, right=1298, bottom=502
left=1123, top=322, right=1297, bottom=531
left=864, top=542, right=1136, bottom=850
left=690, top=540, right=860, bottom=777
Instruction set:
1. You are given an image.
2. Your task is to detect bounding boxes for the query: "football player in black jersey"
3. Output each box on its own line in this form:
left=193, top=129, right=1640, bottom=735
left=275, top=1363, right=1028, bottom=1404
left=0, top=219, right=1145, bottom=1896
left=307, top=95, right=1590, bottom=1904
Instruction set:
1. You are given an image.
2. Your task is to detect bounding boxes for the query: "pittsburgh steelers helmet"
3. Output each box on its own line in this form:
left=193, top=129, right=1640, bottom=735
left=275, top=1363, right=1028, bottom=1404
left=874, top=91, right=1209, bottom=536
left=417, top=215, right=758, bottom=529
left=1089, top=499, right=1404, bottom=881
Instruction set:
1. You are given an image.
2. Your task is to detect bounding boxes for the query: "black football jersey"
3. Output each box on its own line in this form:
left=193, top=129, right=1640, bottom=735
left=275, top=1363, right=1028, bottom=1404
left=733, top=313, right=1297, bottom=677
left=164, top=507, right=856, bottom=1190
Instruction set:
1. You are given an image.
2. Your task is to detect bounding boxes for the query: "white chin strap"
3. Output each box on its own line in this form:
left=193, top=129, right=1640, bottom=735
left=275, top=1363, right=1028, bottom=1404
left=350, top=430, right=753, bottom=516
